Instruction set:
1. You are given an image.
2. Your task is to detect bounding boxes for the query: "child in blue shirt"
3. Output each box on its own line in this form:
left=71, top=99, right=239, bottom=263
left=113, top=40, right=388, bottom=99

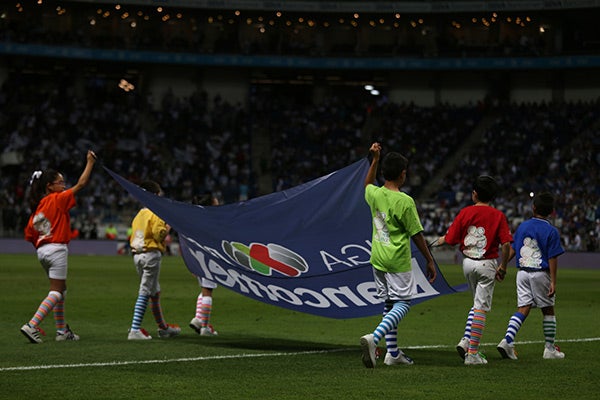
left=496, top=192, right=565, bottom=360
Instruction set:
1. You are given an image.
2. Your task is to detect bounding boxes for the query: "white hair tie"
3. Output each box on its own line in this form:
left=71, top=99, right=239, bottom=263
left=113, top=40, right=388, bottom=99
left=29, top=170, right=42, bottom=185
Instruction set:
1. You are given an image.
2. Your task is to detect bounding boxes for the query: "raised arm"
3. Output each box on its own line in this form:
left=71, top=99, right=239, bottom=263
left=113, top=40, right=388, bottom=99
left=364, top=142, right=381, bottom=187
left=71, top=150, right=97, bottom=194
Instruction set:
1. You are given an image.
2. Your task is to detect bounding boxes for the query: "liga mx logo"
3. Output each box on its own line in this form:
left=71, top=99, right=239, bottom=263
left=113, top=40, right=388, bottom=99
left=221, top=241, right=309, bottom=277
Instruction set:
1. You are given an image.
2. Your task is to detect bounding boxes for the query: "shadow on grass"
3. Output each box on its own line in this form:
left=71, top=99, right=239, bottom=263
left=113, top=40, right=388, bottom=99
left=190, top=334, right=356, bottom=353
left=178, top=333, right=471, bottom=368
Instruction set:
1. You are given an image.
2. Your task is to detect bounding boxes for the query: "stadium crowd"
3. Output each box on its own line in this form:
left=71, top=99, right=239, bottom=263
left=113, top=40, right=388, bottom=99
left=0, top=71, right=254, bottom=240
left=1, top=2, right=599, bottom=58
left=427, top=101, right=600, bottom=252
left=0, top=70, right=598, bottom=251
left=0, top=1, right=598, bottom=252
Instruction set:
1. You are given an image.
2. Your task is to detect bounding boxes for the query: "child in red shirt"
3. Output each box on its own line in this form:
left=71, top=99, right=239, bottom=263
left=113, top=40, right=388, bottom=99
left=437, top=175, right=513, bottom=365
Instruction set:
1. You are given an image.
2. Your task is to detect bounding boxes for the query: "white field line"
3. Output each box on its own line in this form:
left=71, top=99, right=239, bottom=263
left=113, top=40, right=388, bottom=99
left=2, top=337, right=599, bottom=372
left=405, top=336, right=600, bottom=349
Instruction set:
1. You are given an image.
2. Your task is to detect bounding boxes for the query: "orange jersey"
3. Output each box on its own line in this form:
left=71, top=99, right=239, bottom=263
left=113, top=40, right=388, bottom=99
left=24, top=189, right=76, bottom=248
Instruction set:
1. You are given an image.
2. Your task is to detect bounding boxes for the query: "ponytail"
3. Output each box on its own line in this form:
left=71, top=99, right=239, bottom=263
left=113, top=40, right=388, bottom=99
left=28, top=169, right=59, bottom=211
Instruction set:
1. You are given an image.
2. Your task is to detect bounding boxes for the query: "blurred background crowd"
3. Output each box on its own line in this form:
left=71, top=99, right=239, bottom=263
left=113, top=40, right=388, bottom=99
left=0, top=0, right=598, bottom=252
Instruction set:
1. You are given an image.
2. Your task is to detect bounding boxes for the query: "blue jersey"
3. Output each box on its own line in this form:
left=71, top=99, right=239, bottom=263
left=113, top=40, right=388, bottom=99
left=512, top=217, right=564, bottom=271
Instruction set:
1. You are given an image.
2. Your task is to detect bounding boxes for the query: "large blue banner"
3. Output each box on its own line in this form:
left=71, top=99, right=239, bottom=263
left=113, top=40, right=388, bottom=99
left=105, top=158, right=464, bottom=319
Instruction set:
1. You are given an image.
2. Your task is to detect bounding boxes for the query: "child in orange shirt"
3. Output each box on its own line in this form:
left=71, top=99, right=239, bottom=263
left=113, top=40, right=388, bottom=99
left=21, top=150, right=96, bottom=343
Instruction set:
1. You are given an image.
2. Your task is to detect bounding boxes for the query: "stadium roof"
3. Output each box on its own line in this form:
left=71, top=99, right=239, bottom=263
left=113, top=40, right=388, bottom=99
left=63, top=0, right=600, bottom=13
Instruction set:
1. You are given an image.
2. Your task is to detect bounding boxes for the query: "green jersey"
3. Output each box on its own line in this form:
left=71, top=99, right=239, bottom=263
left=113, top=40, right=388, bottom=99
left=365, top=184, right=424, bottom=273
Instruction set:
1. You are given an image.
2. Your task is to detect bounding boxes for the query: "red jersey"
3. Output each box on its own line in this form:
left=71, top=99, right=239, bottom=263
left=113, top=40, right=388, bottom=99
left=444, top=204, right=513, bottom=260
left=24, top=189, right=76, bottom=248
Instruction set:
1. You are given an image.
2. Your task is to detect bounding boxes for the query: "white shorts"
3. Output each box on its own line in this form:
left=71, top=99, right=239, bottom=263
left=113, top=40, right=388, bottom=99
left=37, top=243, right=69, bottom=280
left=462, top=257, right=497, bottom=312
left=133, top=251, right=162, bottom=296
left=372, top=268, right=415, bottom=301
left=516, top=269, right=555, bottom=308
left=197, top=276, right=218, bottom=289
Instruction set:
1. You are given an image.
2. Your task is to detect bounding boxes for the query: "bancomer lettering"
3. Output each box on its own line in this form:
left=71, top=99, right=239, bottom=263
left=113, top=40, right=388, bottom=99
left=184, top=238, right=440, bottom=311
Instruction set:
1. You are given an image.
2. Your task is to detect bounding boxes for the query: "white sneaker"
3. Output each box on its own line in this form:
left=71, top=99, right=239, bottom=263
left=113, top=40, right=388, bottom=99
left=464, top=352, right=488, bottom=365
left=128, top=328, right=152, bottom=340
left=158, top=324, right=181, bottom=338
left=497, top=338, right=518, bottom=360
left=384, top=350, right=414, bottom=365
left=360, top=334, right=377, bottom=368
left=189, top=317, right=202, bottom=334
left=456, top=337, right=469, bottom=359
left=56, top=325, right=80, bottom=341
left=200, top=325, right=218, bottom=336
left=21, top=323, right=43, bottom=344
left=543, top=345, right=565, bottom=359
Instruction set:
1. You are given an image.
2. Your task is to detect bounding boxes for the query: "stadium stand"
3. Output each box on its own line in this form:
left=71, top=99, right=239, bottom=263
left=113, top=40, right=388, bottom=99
left=0, top=1, right=598, bottom=252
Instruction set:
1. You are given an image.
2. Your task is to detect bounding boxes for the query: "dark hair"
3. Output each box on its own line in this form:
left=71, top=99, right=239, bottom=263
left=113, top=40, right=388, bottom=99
left=28, top=169, right=60, bottom=211
left=139, top=180, right=161, bottom=195
left=473, top=175, right=499, bottom=202
left=533, top=191, right=555, bottom=217
left=192, top=193, right=213, bottom=206
left=381, top=152, right=408, bottom=181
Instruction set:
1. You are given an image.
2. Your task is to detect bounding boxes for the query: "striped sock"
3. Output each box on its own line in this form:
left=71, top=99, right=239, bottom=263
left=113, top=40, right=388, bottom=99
left=195, top=294, right=203, bottom=319
left=463, top=307, right=474, bottom=339
left=54, top=299, right=65, bottom=332
left=373, top=301, right=410, bottom=345
left=199, top=296, right=213, bottom=328
left=543, top=315, right=557, bottom=348
left=382, top=303, right=399, bottom=357
left=505, top=312, right=526, bottom=344
left=150, top=292, right=167, bottom=330
left=130, top=294, right=149, bottom=331
left=468, top=309, right=486, bottom=354
left=29, top=291, right=62, bottom=327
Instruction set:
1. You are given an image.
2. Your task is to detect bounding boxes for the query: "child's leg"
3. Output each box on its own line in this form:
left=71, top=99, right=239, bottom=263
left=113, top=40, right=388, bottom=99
left=466, top=259, right=496, bottom=354
left=456, top=307, right=474, bottom=358
left=150, top=292, right=168, bottom=330
left=151, top=291, right=181, bottom=338
left=468, top=309, right=486, bottom=354
left=382, top=301, right=399, bottom=357
left=134, top=251, right=164, bottom=330
left=462, top=307, right=474, bottom=339
left=507, top=270, right=532, bottom=344
left=199, top=295, right=213, bottom=328
left=130, top=294, right=149, bottom=330
left=194, top=294, right=203, bottom=320
left=541, top=307, right=564, bottom=358
left=542, top=307, right=557, bottom=348
left=461, top=260, right=479, bottom=341
left=53, top=291, right=66, bottom=332
left=29, top=290, right=62, bottom=327
left=504, top=309, right=529, bottom=344
left=373, top=301, right=410, bottom=345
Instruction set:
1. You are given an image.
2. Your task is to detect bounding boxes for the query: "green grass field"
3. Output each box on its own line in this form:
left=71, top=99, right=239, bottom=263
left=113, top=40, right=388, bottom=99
left=1, top=253, right=598, bottom=400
